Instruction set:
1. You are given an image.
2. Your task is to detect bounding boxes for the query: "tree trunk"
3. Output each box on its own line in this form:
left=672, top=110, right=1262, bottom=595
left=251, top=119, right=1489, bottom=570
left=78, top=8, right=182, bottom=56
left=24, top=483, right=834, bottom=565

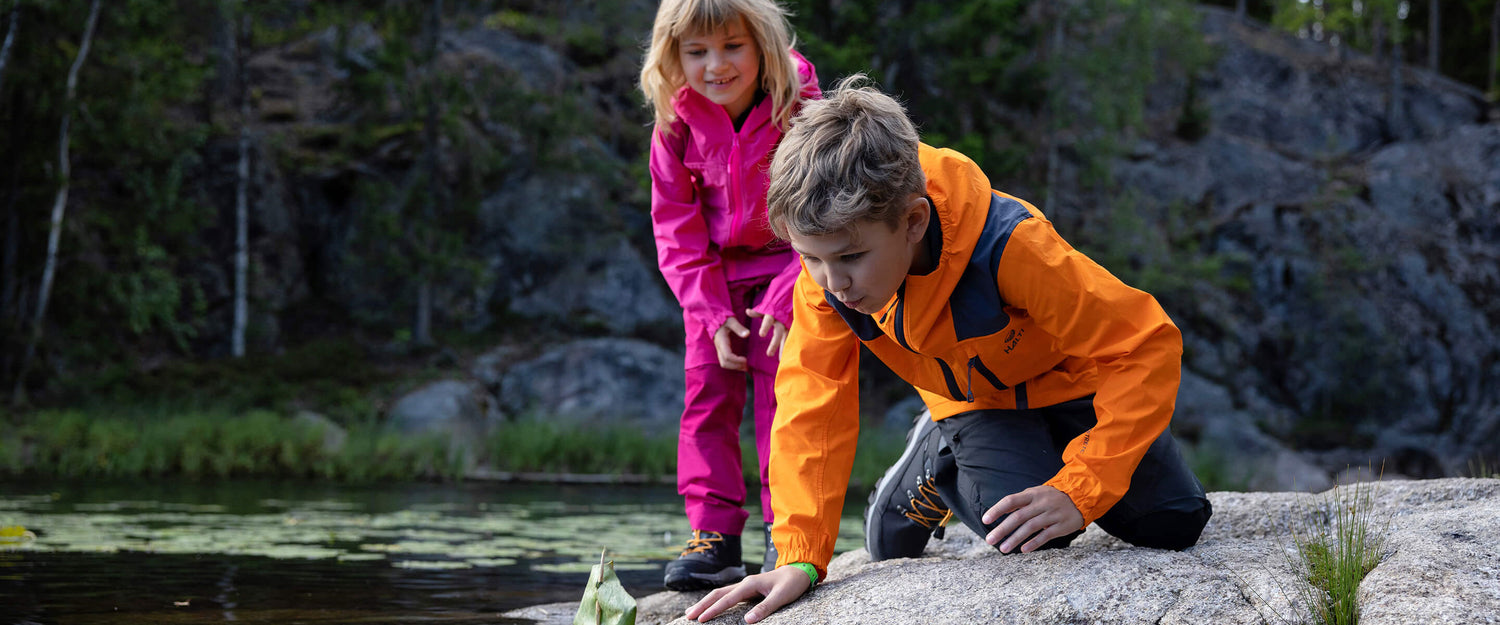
left=1, top=94, right=24, bottom=326
left=414, top=280, right=432, bottom=346
left=13, top=0, right=102, bottom=405
left=1429, top=0, right=1441, bottom=72
left=2, top=160, right=18, bottom=326
left=1490, top=0, right=1498, bottom=97
left=231, top=3, right=251, bottom=358
left=212, top=0, right=238, bottom=109
left=1236, top=0, right=1247, bottom=20
left=1388, top=18, right=1407, bottom=140
left=1373, top=16, right=1386, bottom=64
left=0, top=0, right=19, bottom=96
left=1043, top=11, right=1065, bottom=212
left=412, top=0, right=443, bottom=348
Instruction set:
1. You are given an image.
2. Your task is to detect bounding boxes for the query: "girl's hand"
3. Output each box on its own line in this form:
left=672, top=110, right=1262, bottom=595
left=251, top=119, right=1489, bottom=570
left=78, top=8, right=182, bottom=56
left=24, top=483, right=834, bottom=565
left=685, top=565, right=811, bottom=624
left=746, top=309, right=787, bottom=358
left=712, top=318, right=750, bottom=371
left=982, top=485, right=1085, bottom=553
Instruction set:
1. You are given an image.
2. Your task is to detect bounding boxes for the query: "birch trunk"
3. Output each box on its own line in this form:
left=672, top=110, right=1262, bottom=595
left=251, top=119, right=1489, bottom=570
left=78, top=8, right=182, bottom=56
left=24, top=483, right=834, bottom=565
left=13, top=0, right=102, bottom=405
left=0, top=0, right=18, bottom=96
left=231, top=4, right=250, bottom=357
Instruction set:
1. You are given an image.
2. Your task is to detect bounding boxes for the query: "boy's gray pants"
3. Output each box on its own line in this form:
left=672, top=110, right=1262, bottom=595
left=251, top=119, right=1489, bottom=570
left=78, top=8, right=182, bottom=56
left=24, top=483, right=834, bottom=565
left=933, top=397, right=1212, bottom=552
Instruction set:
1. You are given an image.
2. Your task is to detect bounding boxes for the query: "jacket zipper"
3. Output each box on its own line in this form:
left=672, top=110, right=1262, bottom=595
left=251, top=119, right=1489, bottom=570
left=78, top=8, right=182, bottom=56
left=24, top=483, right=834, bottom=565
left=891, top=283, right=912, bottom=351
left=885, top=282, right=967, bottom=402
left=969, top=356, right=1007, bottom=391
left=728, top=133, right=741, bottom=245
left=936, top=359, right=967, bottom=402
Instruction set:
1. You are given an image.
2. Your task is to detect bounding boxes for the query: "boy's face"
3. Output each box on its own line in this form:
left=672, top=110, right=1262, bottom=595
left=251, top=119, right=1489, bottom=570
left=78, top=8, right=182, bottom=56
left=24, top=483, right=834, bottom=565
left=788, top=196, right=929, bottom=316
left=678, top=17, right=762, bottom=121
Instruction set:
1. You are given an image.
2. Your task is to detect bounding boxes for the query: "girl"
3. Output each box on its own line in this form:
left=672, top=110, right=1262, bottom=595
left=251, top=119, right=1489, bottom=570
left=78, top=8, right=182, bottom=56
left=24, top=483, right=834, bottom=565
left=639, top=0, right=819, bottom=591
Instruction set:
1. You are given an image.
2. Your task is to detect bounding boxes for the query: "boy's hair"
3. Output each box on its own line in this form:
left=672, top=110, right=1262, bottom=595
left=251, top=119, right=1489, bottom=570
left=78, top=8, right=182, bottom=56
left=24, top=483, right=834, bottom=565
left=639, top=0, right=801, bottom=132
left=767, top=74, right=925, bottom=239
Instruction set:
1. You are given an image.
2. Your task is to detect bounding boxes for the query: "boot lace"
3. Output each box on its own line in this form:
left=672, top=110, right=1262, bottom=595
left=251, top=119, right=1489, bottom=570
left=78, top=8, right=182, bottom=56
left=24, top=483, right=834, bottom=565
left=680, top=530, right=724, bottom=556
left=903, top=475, right=953, bottom=532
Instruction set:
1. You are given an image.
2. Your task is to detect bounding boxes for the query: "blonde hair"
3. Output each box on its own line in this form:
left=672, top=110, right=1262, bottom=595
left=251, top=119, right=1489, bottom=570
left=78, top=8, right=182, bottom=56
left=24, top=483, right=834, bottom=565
left=639, top=0, right=801, bottom=131
left=767, top=74, right=925, bottom=239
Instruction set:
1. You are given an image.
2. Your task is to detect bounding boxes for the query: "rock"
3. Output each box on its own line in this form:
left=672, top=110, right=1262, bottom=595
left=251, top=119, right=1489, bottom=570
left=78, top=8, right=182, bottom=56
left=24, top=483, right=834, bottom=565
left=1069, top=8, right=1500, bottom=482
left=477, top=172, right=678, bottom=335
left=470, top=345, right=525, bottom=390
left=507, top=238, right=680, bottom=336
left=880, top=396, right=927, bottom=431
left=1195, top=10, right=1483, bottom=160
left=292, top=410, right=347, bottom=454
left=638, top=478, right=1499, bottom=625
left=386, top=379, right=502, bottom=466
left=1175, top=371, right=1332, bottom=493
left=448, top=26, right=569, bottom=92
left=498, top=338, right=685, bottom=430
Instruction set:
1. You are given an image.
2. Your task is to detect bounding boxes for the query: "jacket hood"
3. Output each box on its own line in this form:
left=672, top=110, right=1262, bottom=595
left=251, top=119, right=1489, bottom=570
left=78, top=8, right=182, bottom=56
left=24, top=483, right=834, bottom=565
left=898, top=143, right=1000, bottom=350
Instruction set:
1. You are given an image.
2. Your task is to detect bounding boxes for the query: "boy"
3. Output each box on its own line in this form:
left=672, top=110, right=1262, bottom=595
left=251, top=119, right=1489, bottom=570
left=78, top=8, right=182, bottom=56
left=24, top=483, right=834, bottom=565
left=686, top=76, right=1211, bottom=624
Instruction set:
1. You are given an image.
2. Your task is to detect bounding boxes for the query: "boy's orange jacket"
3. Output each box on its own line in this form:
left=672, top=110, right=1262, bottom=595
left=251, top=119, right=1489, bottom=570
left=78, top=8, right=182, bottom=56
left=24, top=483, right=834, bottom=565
left=769, top=144, right=1183, bottom=576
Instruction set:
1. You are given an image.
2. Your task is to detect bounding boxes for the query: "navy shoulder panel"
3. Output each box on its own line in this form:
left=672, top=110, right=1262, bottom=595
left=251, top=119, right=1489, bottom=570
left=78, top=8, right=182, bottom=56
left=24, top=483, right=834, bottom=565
left=951, top=193, right=1031, bottom=341
left=825, top=291, right=884, bottom=341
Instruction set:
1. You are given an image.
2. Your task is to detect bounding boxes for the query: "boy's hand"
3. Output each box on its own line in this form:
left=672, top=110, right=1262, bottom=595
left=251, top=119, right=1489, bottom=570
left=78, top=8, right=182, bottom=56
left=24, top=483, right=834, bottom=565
left=712, top=318, right=750, bottom=371
left=746, top=309, right=787, bottom=358
left=981, top=485, right=1085, bottom=553
left=685, top=565, right=811, bottom=623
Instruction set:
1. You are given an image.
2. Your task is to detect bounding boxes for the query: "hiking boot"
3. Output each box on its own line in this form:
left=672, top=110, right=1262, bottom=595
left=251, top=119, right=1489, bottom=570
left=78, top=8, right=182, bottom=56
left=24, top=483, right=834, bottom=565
left=761, top=521, right=778, bottom=573
left=663, top=530, right=746, bottom=591
left=864, top=409, right=955, bottom=561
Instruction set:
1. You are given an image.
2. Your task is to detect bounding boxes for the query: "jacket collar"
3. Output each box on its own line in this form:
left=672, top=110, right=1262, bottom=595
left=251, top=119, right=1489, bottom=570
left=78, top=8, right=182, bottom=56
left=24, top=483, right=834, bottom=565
left=670, top=83, right=773, bottom=136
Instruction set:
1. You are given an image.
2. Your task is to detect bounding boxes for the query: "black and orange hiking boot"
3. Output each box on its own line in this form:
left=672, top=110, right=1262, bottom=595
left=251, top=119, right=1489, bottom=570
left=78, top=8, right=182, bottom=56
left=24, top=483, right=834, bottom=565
left=864, top=409, right=956, bottom=561
left=663, top=530, right=746, bottom=591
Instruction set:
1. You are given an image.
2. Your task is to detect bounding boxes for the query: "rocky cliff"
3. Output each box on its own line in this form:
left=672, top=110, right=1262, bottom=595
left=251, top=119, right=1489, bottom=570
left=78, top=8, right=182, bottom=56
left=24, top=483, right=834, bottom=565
left=1085, top=10, right=1498, bottom=486
left=239, top=6, right=1497, bottom=486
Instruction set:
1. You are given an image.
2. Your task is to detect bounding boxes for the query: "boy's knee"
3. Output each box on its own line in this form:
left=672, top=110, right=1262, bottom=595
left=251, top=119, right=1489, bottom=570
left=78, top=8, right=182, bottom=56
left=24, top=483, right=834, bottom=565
left=1116, top=500, right=1212, bottom=551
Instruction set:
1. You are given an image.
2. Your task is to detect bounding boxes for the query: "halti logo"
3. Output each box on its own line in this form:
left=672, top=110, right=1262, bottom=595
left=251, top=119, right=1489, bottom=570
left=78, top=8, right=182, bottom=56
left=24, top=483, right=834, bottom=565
left=1003, top=328, right=1024, bottom=354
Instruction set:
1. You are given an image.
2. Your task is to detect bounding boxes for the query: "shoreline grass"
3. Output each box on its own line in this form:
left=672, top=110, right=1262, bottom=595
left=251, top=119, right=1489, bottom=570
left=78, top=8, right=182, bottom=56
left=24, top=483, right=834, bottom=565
left=0, top=408, right=907, bottom=487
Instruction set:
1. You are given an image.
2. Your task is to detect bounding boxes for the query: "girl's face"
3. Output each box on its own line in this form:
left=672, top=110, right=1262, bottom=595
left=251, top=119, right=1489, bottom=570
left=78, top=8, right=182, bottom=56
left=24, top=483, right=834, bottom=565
left=678, top=17, right=761, bottom=120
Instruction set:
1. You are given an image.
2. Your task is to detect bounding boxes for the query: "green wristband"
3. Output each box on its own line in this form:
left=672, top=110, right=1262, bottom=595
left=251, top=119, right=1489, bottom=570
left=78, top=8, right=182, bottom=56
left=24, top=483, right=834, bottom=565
left=787, top=562, right=818, bottom=587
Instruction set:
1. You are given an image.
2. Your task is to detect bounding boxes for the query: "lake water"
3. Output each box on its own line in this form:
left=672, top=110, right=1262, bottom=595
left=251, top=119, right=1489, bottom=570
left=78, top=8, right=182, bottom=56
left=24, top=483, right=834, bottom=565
left=0, top=479, right=867, bottom=624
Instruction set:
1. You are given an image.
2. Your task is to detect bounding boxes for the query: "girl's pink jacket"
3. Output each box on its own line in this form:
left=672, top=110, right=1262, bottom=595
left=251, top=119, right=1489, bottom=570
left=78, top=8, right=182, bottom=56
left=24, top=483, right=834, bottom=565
left=648, top=50, right=820, bottom=342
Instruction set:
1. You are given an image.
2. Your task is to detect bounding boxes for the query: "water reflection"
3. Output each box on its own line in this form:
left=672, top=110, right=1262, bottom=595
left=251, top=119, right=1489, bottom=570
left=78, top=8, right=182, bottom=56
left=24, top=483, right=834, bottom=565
left=0, top=480, right=865, bottom=624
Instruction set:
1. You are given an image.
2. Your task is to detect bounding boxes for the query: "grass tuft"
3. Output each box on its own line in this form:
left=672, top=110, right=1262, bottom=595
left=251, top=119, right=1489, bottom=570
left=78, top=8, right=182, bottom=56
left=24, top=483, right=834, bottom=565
left=1285, top=477, right=1390, bottom=625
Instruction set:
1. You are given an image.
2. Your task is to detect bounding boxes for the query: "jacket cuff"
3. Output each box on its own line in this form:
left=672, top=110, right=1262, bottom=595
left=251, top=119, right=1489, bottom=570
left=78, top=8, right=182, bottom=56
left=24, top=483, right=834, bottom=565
left=692, top=310, right=736, bottom=338
left=1045, top=472, right=1103, bottom=527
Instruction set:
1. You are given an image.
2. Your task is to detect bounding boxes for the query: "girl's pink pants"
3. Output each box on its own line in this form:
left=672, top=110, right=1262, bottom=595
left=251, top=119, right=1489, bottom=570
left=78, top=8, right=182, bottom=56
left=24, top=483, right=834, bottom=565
left=677, top=279, right=780, bottom=535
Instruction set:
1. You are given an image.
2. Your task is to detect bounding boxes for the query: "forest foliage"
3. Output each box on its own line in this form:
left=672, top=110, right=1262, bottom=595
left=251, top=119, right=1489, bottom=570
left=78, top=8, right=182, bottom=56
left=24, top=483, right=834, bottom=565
left=0, top=0, right=1493, bottom=413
